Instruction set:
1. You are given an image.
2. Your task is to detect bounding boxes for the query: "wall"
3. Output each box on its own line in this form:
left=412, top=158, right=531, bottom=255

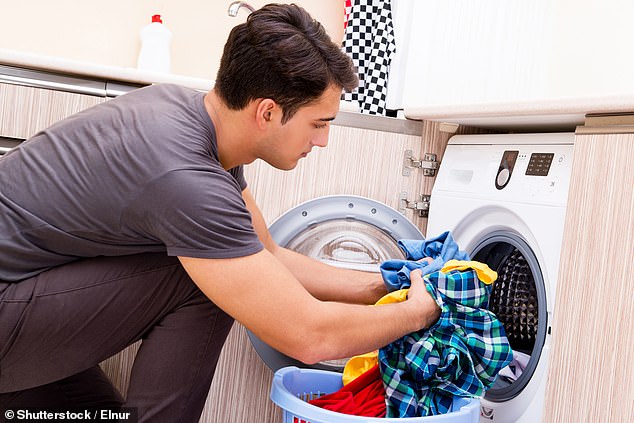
left=0, top=0, right=343, bottom=80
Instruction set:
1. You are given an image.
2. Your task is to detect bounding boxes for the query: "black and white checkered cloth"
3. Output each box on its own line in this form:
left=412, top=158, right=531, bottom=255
left=342, top=0, right=396, bottom=115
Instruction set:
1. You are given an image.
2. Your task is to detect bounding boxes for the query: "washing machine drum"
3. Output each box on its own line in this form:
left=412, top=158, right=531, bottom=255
left=471, top=231, right=547, bottom=402
left=247, top=195, right=424, bottom=372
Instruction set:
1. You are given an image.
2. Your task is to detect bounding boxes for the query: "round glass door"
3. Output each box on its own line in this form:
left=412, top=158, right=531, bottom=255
left=285, top=219, right=408, bottom=272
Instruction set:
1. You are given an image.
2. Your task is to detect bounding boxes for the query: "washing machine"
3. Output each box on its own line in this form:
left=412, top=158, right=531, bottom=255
left=426, top=132, right=574, bottom=422
left=247, top=195, right=424, bottom=372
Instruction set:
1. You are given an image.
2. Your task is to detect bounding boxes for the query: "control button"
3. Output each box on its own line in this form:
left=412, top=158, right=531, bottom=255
left=495, top=150, right=518, bottom=190
left=497, top=168, right=511, bottom=187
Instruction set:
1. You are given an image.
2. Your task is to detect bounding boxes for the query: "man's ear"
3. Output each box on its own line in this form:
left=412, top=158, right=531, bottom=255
left=255, top=99, right=277, bottom=129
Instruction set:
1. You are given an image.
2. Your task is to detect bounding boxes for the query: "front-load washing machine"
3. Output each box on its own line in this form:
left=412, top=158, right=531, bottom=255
left=247, top=194, right=424, bottom=372
left=426, top=132, right=574, bottom=422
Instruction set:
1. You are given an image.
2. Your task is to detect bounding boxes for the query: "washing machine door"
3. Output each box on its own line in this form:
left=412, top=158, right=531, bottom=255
left=247, top=195, right=424, bottom=372
left=467, top=230, right=549, bottom=423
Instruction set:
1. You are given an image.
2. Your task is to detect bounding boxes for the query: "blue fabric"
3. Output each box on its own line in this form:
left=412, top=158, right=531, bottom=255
left=378, top=233, right=512, bottom=418
left=380, top=231, right=470, bottom=292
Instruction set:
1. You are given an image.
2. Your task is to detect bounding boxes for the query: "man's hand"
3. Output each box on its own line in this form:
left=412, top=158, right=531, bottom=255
left=406, top=269, right=441, bottom=330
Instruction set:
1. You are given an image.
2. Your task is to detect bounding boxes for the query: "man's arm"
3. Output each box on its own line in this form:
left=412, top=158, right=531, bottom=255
left=242, top=188, right=387, bottom=305
left=178, top=251, right=438, bottom=365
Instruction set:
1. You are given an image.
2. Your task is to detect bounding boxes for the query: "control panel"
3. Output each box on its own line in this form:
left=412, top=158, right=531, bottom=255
left=526, top=153, right=554, bottom=176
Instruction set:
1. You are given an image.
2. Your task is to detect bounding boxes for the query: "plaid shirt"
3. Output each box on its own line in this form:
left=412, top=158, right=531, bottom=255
left=378, top=233, right=513, bottom=417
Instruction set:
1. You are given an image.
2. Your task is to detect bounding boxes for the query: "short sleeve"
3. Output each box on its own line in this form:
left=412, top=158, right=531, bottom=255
left=124, top=168, right=263, bottom=258
left=229, top=165, right=248, bottom=191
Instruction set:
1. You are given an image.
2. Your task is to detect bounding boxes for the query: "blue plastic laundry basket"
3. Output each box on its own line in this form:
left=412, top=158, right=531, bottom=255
left=270, top=367, right=480, bottom=423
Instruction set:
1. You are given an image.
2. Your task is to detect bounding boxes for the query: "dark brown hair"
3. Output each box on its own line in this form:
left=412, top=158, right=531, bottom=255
left=215, top=3, right=358, bottom=124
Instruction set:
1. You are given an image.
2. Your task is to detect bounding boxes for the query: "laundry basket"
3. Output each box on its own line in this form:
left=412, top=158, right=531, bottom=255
left=270, top=367, right=480, bottom=423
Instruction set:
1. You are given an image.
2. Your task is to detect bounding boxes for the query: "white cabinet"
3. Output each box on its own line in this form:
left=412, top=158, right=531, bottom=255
left=397, top=0, right=554, bottom=108
left=396, top=0, right=634, bottom=109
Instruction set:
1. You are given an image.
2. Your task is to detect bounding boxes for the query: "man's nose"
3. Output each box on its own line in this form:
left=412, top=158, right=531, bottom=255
left=312, top=130, right=329, bottom=148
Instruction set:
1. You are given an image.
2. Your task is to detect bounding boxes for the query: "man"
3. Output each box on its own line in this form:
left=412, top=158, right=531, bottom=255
left=0, top=4, right=439, bottom=422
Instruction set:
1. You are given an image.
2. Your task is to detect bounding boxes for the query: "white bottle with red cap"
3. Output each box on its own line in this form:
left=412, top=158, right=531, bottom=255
left=137, top=14, right=172, bottom=73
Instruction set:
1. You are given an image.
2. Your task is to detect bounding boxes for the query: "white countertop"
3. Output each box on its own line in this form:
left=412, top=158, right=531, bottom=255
left=4, top=47, right=634, bottom=130
left=0, top=47, right=214, bottom=91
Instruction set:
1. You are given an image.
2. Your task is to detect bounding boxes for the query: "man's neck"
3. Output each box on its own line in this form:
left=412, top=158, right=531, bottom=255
left=204, top=89, right=257, bottom=170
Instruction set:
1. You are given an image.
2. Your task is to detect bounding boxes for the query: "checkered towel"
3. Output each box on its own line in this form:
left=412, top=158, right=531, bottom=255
left=378, top=235, right=513, bottom=417
left=342, top=0, right=396, bottom=115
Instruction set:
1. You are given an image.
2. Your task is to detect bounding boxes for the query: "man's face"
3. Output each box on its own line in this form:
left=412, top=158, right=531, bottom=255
left=257, top=85, right=341, bottom=171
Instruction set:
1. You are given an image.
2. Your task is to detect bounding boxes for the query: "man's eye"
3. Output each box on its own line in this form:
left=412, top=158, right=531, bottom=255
left=314, top=123, right=328, bottom=129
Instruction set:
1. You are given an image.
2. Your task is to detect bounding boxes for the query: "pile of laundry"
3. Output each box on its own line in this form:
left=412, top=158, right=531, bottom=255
left=309, top=232, right=513, bottom=418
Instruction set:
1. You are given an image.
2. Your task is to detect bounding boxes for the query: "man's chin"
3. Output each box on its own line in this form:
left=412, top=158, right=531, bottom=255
left=281, top=162, right=299, bottom=171
left=266, top=159, right=299, bottom=171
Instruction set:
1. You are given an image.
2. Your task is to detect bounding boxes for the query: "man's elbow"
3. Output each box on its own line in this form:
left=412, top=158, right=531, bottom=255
left=287, top=342, right=332, bottom=366
left=282, top=324, right=341, bottom=365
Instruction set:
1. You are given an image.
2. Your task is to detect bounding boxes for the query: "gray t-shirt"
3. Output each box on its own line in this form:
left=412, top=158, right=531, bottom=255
left=0, top=84, right=263, bottom=281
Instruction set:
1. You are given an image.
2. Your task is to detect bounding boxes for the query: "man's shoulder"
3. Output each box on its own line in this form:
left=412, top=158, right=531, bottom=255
left=135, top=83, right=198, bottom=97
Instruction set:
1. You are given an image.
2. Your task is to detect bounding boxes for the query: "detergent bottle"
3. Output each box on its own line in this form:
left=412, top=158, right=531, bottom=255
left=137, top=14, right=172, bottom=73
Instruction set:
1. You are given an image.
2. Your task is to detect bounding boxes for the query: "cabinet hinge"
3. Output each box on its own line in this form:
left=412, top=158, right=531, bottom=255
left=402, top=150, right=439, bottom=177
left=399, top=192, right=431, bottom=218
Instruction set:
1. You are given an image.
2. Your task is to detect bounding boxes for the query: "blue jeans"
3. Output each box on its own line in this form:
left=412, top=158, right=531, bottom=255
left=0, top=253, right=233, bottom=422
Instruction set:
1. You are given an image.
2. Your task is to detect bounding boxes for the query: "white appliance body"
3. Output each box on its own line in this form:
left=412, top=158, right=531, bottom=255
left=426, top=133, right=574, bottom=423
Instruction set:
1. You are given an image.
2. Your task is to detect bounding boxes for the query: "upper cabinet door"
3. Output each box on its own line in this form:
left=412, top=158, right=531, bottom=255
left=397, top=0, right=634, bottom=109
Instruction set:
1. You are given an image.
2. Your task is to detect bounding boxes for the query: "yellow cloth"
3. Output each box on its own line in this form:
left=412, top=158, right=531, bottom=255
left=342, top=260, right=496, bottom=385
left=375, top=288, right=409, bottom=305
left=342, top=290, right=408, bottom=384
left=342, top=350, right=379, bottom=385
left=441, top=260, right=497, bottom=285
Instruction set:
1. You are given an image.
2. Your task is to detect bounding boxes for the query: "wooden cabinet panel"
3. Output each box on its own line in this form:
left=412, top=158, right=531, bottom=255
left=544, top=133, right=634, bottom=422
left=0, top=82, right=104, bottom=139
